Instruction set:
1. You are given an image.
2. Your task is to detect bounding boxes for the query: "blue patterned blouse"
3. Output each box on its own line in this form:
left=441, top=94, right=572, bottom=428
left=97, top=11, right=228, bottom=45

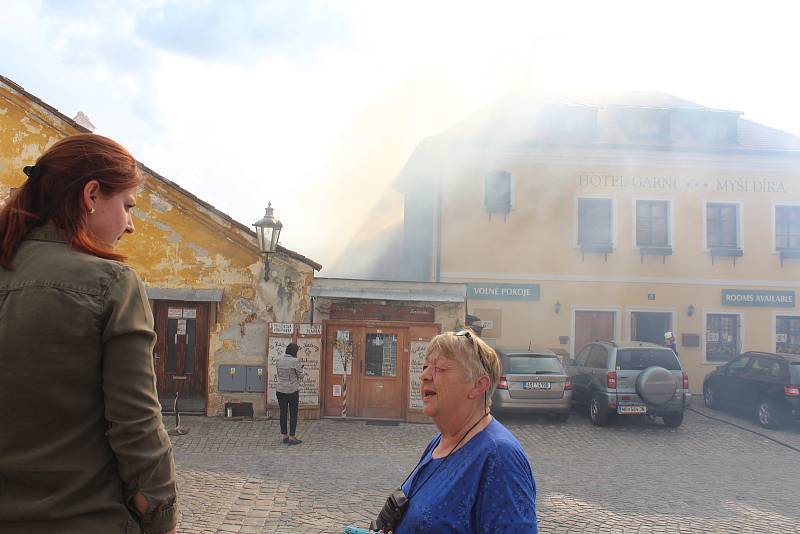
left=395, top=418, right=538, bottom=534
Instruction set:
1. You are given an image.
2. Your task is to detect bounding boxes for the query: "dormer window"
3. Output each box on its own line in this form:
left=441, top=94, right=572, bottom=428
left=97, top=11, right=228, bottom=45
left=614, top=108, right=670, bottom=143
left=671, top=110, right=739, bottom=145
left=484, top=170, right=512, bottom=220
left=537, top=106, right=597, bottom=141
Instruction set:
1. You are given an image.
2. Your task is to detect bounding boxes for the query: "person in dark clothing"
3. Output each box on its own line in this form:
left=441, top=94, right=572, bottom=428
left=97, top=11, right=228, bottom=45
left=275, top=342, right=305, bottom=445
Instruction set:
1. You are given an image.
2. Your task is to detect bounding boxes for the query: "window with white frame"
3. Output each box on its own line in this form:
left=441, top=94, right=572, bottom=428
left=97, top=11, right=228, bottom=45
left=776, top=315, right=800, bottom=355
left=636, top=200, right=670, bottom=247
left=484, top=170, right=512, bottom=216
left=706, top=313, right=740, bottom=362
left=578, top=198, right=612, bottom=247
left=707, top=203, right=739, bottom=249
left=775, top=205, right=800, bottom=251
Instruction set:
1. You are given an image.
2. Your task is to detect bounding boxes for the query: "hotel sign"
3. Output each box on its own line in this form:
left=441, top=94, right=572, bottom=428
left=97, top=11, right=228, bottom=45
left=467, top=284, right=540, bottom=301
left=722, top=289, right=795, bottom=308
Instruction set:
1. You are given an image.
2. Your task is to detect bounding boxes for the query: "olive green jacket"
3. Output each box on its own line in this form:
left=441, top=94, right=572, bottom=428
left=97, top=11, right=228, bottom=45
left=0, top=225, right=177, bottom=533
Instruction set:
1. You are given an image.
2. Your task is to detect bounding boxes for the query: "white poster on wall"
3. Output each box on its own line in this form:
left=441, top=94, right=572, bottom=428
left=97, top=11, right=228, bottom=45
left=332, top=330, right=353, bottom=375
left=297, top=338, right=321, bottom=406
left=408, top=340, right=428, bottom=409
left=266, top=336, right=321, bottom=407
left=299, top=323, right=322, bottom=336
left=267, top=337, right=291, bottom=404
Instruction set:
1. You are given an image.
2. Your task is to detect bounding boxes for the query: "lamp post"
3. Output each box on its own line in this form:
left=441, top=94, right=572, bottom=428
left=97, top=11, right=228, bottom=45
left=252, top=202, right=283, bottom=281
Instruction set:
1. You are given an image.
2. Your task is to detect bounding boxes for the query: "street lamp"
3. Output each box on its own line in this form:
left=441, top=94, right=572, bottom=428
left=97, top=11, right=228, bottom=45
left=252, top=202, right=283, bottom=281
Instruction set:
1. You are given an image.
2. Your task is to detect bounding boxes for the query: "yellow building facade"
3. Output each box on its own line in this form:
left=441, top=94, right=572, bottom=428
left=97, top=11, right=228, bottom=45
left=0, top=75, right=321, bottom=416
left=397, top=92, right=800, bottom=393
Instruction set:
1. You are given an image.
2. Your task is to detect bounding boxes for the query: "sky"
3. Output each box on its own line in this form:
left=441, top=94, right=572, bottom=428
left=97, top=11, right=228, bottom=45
left=2, top=0, right=800, bottom=273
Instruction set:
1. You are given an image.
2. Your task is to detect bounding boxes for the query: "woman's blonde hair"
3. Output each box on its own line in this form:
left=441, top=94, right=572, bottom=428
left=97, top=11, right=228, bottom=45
left=425, top=329, right=500, bottom=406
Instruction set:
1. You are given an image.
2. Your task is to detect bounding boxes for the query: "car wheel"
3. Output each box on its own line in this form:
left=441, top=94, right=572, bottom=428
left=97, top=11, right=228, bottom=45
left=553, top=412, right=570, bottom=423
left=589, top=393, right=609, bottom=427
left=703, top=383, right=718, bottom=409
left=757, top=399, right=782, bottom=429
left=662, top=412, right=684, bottom=428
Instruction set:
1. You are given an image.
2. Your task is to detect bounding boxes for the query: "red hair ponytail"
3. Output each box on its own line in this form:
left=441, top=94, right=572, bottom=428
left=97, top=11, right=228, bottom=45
left=0, top=134, right=143, bottom=269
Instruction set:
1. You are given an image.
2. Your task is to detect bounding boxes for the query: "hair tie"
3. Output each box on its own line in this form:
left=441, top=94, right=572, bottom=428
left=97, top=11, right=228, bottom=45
left=23, top=165, right=42, bottom=182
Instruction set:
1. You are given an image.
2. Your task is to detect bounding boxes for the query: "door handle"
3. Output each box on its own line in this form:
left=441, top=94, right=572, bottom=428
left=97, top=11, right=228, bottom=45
left=153, top=351, right=159, bottom=360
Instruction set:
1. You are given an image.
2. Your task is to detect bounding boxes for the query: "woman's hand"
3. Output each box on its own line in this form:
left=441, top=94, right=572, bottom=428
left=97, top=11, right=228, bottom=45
left=133, top=491, right=149, bottom=514
left=133, top=492, right=177, bottom=534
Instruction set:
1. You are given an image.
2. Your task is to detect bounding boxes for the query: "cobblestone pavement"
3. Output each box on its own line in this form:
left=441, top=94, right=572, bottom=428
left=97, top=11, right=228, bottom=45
left=171, top=408, right=800, bottom=533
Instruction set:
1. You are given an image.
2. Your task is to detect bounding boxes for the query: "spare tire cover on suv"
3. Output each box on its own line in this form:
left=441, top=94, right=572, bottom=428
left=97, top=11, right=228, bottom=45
left=635, top=366, right=677, bottom=405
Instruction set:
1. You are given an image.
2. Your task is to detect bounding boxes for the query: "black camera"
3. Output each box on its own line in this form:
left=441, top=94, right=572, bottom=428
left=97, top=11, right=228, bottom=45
left=370, top=488, right=408, bottom=532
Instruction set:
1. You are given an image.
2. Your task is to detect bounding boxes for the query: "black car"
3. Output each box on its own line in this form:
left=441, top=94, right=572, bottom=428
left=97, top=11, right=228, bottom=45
left=703, top=351, right=800, bottom=428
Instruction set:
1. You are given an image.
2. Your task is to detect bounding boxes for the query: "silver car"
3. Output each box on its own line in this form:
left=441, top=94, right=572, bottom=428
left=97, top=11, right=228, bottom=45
left=491, top=348, right=573, bottom=422
left=566, top=341, right=691, bottom=427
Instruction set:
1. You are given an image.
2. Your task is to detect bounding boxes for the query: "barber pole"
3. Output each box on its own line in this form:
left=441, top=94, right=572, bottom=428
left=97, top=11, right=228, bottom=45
left=341, top=374, right=347, bottom=417
left=334, top=334, right=354, bottom=419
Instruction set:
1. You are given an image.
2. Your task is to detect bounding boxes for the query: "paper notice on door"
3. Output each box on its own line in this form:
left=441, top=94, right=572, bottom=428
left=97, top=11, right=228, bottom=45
left=333, top=384, right=342, bottom=397
left=408, top=340, right=428, bottom=409
left=168, top=307, right=182, bottom=318
left=183, top=308, right=197, bottom=319
left=177, top=319, right=187, bottom=335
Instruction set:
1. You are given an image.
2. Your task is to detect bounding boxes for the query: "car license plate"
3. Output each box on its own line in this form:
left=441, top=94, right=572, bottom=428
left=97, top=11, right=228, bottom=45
left=524, top=381, right=551, bottom=390
left=617, top=405, right=647, bottom=415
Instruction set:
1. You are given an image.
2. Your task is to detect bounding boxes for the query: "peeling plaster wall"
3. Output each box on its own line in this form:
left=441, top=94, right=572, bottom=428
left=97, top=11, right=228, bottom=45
left=1, top=80, right=316, bottom=417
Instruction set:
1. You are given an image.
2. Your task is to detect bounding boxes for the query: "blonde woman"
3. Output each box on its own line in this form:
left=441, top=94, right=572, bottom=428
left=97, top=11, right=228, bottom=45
left=375, top=330, right=537, bottom=533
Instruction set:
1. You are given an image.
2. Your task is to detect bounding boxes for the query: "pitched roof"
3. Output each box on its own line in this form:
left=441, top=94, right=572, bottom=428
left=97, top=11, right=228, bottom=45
left=0, top=75, right=321, bottom=271
left=433, top=88, right=800, bottom=153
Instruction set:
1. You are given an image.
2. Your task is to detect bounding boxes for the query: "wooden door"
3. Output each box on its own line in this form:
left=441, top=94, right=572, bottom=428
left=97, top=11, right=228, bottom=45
left=323, top=325, right=358, bottom=417
left=574, top=311, right=615, bottom=356
left=153, top=301, right=208, bottom=413
left=356, top=327, right=405, bottom=419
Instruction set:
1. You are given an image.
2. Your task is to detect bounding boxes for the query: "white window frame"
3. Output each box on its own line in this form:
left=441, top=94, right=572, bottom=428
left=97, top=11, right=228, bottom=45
left=771, top=201, right=800, bottom=253
left=483, top=169, right=515, bottom=212
left=632, top=198, right=674, bottom=250
left=703, top=201, right=744, bottom=251
left=772, top=311, right=800, bottom=354
left=624, top=307, right=678, bottom=342
left=574, top=195, right=616, bottom=249
left=702, top=309, right=744, bottom=365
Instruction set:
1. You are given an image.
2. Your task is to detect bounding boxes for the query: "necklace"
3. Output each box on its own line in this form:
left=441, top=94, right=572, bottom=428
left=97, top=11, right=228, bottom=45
left=405, top=412, right=489, bottom=499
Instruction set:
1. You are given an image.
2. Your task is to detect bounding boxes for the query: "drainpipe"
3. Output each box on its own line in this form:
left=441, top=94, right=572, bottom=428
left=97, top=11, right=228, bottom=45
left=435, top=169, right=442, bottom=282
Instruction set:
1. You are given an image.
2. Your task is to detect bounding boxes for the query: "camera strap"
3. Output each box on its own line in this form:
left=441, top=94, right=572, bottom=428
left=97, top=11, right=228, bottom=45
left=405, top=412, right=489, bottom=499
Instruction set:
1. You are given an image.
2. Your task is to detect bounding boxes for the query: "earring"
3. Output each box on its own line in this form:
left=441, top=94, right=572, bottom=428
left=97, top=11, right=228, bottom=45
left=88, top=207, right=96, bottom=214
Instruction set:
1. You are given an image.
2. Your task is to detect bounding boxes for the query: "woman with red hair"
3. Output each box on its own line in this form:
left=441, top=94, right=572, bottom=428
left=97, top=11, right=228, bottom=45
left=0, top=134, right=178, bottom=534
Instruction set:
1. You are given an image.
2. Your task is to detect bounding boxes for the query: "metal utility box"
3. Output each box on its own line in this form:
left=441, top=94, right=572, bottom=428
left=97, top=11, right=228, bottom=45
left=245, top=366, right=266, bottom=392
left=218, top=364, right=246, bottom=392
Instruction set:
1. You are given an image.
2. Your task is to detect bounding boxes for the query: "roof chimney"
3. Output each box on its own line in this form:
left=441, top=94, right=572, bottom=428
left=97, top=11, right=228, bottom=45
left=73, top=111, right=96, bottom=132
